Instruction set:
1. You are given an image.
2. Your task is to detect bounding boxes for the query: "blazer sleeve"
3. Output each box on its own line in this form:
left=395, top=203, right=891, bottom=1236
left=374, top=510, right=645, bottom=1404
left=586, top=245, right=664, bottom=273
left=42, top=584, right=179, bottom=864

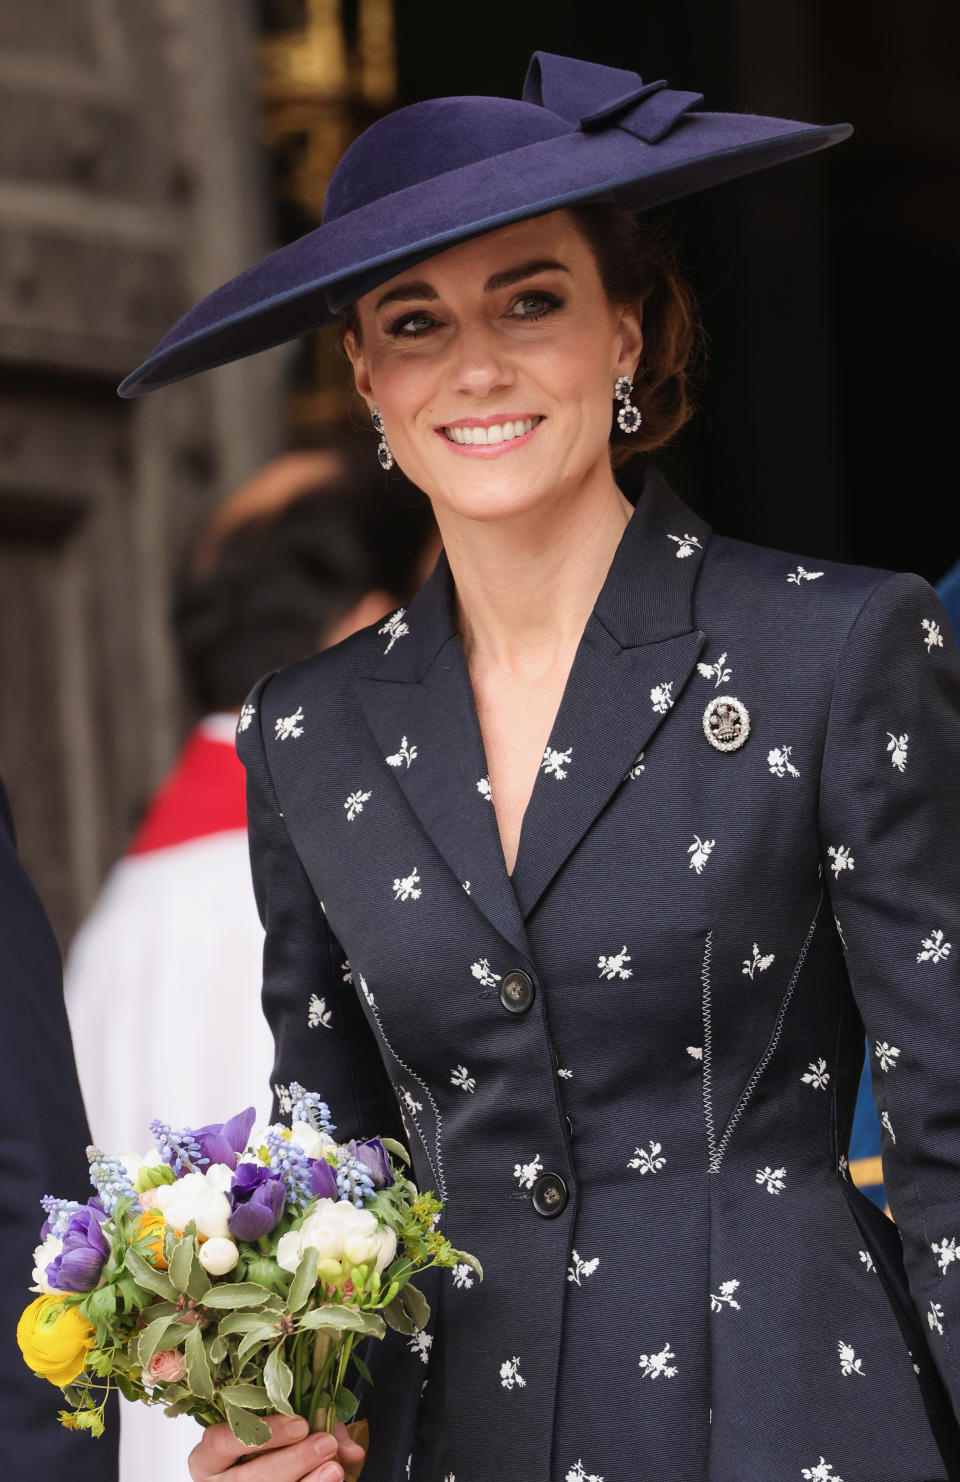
left=237, top=674, right=405, bottom=1146
left=819, top=571, right=960, bottom=1412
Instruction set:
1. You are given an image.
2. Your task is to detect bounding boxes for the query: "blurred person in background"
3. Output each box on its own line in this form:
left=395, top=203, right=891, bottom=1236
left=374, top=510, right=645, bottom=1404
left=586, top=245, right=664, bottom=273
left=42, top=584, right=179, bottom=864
left=64, top=443, right=435, bottom=1482
left=0, top=776, right=118, bottom=1481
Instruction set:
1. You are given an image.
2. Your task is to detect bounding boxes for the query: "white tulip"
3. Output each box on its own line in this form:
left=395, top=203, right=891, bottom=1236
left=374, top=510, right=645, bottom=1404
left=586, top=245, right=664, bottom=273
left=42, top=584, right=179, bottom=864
left=289, top=1123, right=336, bottom=1162
left=277, top=1198, right=396, bottom=1281
left=198, top=1237, right=239, bottom=1275
left=30, top=1234, right=63, bottom=1294
left=155, top=1172, right=231, bottom=1238
left=276, top=1230, right=304, bottom=1274
left=204, top=1163, right=235, bottom=1195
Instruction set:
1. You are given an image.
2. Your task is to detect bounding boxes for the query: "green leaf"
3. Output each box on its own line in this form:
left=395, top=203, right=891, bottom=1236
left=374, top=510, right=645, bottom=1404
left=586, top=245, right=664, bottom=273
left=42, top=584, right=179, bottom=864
left=286, top=1245, right=319, bottom=1314
left=449, top=1247, right=484, bottom=1280
left=236, top=1324, right=279, bottom=1368
left=298, top=1306, right=384, bottom=1339
left=380, top=1297, right=414, bottom=1335
left=224, top=1401, right=272, bottom=1448
left=263, top=1344, right=295, bottom=1417
left=185, top=1323, right=215, bottom=1403
left=124, top=1248, right=178, bottom=1302
left=352, top=1352, right=373, bottom=1386
left=334, top=1386, right=359, bottom=1423
left=220, top=1383, right=270, bottom=1410
left=379, top=1137, right=410, bottom=1166
left=169, top=1229, right=211, bottom=1300
left=217, top=1312, right=278, bottom=1338
left=207, top=1333, right=227, bottom=1365
left=116, top=1373, right=141, bottom=1403
left=201, top=1282, right=277, bottom=1310
left=138, top=1314, right=182, bottom=1368
left=400, top=1282, right=430, bottom=1330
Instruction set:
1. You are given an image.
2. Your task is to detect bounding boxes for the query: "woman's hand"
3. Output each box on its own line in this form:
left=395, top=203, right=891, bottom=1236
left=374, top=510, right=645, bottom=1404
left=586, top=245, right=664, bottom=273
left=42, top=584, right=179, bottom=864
left=188, top=1414, right=366, bottom=1482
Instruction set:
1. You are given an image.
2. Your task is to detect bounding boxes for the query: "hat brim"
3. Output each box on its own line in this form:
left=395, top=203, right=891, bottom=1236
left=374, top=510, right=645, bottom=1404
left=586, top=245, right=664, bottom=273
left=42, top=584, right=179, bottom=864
left=118, top=112, right=850, bottom=398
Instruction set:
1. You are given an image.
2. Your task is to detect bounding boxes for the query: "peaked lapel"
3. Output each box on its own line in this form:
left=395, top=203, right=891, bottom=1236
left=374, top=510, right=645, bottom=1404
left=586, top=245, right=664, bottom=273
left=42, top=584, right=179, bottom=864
left=509, top=468, right=710, bottom=917
left=354, top=560, right=532, bottom=961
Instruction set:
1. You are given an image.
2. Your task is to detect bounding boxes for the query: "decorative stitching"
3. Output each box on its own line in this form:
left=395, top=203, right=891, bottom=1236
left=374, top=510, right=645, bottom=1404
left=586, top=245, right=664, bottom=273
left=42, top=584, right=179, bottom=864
left=364, top=997, right=447, bottom=1200
left=703, top=890, right=823, bottom=1172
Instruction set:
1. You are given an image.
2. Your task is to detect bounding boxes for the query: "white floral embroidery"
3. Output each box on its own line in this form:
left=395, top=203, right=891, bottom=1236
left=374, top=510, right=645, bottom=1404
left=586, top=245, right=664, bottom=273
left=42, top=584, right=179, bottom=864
left=650, top=681, right=674, bottom=715
left=858, top=1250, right=876, bottom=1274
left=686, top=1045, right=703, bottom=1061
left=407, top=1330, right=432, bottom=1364
left=628, top=1140, right=666, bottom=1175
left=922, top=618, right=944, bottom=652
left=929, top=1301, right=945, bottom=1336
left=638, top=1342, right=678, bottom=1380
left=802, top=1457, right=844, bottom=1481
left=514, top=1153, right=543, bottom=1190
left=499, top=1356, right=526, bottom=1390
left=626, top=751, right=646, bottom=779
left=451, top=1263, right=474, bottom=1290
left=787, top=566, right=824, bottom=585
left=470, top=957, right=500, bottom=988
left=881, top=1110, right=895, bottom=1143
left=566, top=1463, right=604, bottom=1482
left=875, top=1040, right=900, bottom=1073
left=237, top=703, right=255, bottom=733
left=710, top=1279, right=741, bottom=1312
left=341, top=959, right=353, bottom=984
left=450, top=1064, right=475, bottom=1093
left=274, top=705, right=304, bottom=740
left=358, top=972, right=375, bottom=1007
left=379, top=607, right=409, bottom=654
left=742, top=943, right=775, bottom=979
left=542, top=745, right=573, bottom=780
left=838, top=1152, right=849, bottom=1180
left=918, top=929, right=952, bottom=964
left=838, top=1340, right=865, bottom=1376
left=667, top=531, right=703, bottom=558
left=393, top=867, right=422, bottom=902
left=462, top=879, right=471, bottom=894
left=400, top=1087, right=423, bottom=1116
left=886, top=732, right=909, bottom=772
left=477, top=776, right=493, bottom=802
left=801, top=1058, right=830, bottom=1090
left=755, top=1166, right=787, bottom=1195
left=767, top=745, right=800, bottom=778
left=386, top=735, right=417, bottom=768
left=827, top=844, right=855, bottom=878
left=567, top=1250, right=600, bottom=1286
left=344, top=788, right=371, bottom=821
left=834, top=915, right=847, bottom=952
left=307, top=994, right=332, bottom=1029
left=597, top=945, right=633, bottom=981
left=932, top=1237, right=958, bottom=1274
left=557, top=1066, right=573, bottom=1079
left=274, top=1082, right=293, bottom=1116
left=697, top=652, right=732, bottom=687
left=688, top=834, right=715, bottom=874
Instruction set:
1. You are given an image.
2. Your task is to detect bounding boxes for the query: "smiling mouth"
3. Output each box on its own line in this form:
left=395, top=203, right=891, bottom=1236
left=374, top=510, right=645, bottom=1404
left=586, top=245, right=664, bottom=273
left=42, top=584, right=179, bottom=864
left=440, top=416, right=543, bottom=447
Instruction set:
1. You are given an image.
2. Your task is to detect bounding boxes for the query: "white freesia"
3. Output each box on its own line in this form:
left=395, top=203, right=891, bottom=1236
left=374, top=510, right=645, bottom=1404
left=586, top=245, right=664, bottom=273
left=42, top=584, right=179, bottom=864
left=30, top=1234, right=63, bottom=1293
left=197, top=1237, right=239, bottom=1275
left=204, top=1163, right=235, bottom=1195
left=289, top=1123, right=337, bottom=1162
left=277, top=1198, right=397, bottom=1280
left=155, top=1171, right=231, bottom=1238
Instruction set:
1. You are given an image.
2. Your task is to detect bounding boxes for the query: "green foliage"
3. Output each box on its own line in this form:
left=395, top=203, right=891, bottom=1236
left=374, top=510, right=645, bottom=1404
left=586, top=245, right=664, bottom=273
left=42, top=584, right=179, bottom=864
left=286, top=1246, right=319, bottom=1314
left=223, top=1400, right=272, bottom=1447
left=184, top=1323, right=214, bottom=1403
left=264, top=1344, right=295, bottom=1416
left=123, top=1248, right=178, bottom=1302
left=201, top=1282, right=278, bottom=1310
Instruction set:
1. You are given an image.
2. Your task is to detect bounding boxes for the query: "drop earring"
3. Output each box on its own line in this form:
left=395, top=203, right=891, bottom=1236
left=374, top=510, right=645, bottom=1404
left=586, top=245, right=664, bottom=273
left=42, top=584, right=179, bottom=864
left=371, top=408, right=394, bottom=470
left=614, top=376, right=642, bottom=434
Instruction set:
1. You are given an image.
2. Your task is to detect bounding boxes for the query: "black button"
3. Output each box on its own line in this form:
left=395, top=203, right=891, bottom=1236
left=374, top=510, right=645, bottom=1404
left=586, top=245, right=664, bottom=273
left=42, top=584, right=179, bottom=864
left=499, top=968, right=535, bottom=1014
left=531, top=1173, right=568, bottom=1218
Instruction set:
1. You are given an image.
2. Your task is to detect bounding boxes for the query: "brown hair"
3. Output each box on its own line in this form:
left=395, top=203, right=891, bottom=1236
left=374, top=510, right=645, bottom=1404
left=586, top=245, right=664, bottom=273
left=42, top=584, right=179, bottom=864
left=339, top=203, right=702, bottom=464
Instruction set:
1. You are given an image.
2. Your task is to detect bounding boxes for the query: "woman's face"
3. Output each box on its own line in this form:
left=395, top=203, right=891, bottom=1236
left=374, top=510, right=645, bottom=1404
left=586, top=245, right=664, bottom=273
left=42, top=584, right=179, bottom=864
left=343, top=211, right=642, bottom=526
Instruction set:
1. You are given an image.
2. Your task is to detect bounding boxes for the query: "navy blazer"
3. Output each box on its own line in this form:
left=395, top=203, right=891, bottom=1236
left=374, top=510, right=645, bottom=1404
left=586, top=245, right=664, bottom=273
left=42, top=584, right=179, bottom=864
left=0, top=780, right=118, bottom=1480
left=238, top=468, right=960, bottom=1482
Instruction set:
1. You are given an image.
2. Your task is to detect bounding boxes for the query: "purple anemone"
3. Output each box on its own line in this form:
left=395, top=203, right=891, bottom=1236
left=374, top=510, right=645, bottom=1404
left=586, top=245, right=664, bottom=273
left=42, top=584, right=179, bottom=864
left=46, top=1204, right=110, bottom=1293
left=349, top=1138, right=394, bottom=1190
left=308, top=1156, right=338, bottom=1202
left=192, top=1107, right=257, bottom=1171
left=227, top=1164, right=287, bottom=1241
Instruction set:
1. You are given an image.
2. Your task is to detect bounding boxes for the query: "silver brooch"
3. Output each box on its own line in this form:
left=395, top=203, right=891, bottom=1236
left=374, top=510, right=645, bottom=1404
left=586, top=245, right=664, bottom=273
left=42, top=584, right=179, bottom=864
left=702, top=695, right=751, bottom=753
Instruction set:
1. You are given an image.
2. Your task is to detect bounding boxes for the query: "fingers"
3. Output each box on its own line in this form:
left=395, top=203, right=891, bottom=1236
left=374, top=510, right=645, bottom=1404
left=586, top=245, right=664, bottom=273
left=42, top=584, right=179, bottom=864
left=188, top=1416, right=343, bottom=1481
left=332, top=1419, right=367, bottom=1464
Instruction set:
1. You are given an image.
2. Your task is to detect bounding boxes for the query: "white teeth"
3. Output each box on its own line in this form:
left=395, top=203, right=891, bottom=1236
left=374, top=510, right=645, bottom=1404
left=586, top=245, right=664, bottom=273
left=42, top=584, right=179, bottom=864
left=443, top=417, right=539, bottom=446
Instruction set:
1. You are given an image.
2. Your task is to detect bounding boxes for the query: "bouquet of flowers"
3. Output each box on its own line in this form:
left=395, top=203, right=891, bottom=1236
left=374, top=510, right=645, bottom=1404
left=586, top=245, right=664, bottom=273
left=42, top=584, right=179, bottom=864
left=17, top=1083, right=479, bottom=1466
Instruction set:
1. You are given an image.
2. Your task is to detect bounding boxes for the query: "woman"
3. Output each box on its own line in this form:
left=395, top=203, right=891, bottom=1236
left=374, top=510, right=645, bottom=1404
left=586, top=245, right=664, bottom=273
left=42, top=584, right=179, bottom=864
left=122, top=54, right=960, bottom=1482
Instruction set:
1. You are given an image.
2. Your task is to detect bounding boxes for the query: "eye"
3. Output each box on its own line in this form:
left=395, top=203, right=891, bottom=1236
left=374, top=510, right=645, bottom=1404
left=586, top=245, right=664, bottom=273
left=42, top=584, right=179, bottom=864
left=385, top=310, right=437, bottom=339
left=509, top=290, right=563, bottom=321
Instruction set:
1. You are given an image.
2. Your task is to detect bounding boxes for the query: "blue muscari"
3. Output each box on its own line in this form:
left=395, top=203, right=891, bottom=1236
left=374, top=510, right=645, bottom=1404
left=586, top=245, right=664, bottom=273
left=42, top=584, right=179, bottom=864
left=336, top=1151, right=375, bottom=1209
left=265, top=1128, right=313, bottom=1209
left=289, top=1081, right=334, bottom=1135
left=86, top=1148, right=137, bottom=1216
left=150, top=1119, right=207, bottom=1176
left=41, top=1195, right=84, bottom=1238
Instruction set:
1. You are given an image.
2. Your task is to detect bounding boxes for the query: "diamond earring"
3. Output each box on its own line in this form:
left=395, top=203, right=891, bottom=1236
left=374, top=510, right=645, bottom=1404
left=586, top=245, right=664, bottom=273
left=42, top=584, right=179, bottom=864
left=371, top=408, right=394, bottom=470
left=614, top=376, right=642, bottom=434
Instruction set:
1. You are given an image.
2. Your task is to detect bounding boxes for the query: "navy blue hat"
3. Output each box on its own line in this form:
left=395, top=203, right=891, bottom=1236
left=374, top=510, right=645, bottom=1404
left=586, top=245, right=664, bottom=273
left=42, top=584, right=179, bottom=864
left=118, top=52, right=851, bottom=398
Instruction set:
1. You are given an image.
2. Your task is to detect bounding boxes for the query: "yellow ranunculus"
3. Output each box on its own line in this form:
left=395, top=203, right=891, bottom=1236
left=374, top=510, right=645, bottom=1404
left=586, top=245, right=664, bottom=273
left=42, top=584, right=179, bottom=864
left=17, top=1295, right=95, bottom=1387
left=132, top=1210, right=169, bottom=1269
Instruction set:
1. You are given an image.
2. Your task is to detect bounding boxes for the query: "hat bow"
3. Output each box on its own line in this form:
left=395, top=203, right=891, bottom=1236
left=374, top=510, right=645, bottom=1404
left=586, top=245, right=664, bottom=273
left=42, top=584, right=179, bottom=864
left=523, top=51, right=703, bottom=145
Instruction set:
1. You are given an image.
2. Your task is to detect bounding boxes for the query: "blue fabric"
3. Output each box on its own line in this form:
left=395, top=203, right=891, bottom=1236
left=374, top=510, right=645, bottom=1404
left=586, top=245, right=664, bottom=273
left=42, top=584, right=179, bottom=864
left=0, top=778, right=118, bottom=1478
left=237, top=467, right=960, bottom=1480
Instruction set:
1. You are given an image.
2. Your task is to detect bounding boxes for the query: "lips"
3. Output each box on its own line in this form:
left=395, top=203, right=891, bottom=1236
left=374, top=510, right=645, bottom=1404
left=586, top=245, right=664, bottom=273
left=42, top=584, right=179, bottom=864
left=440, top=415, right=543, bottom=447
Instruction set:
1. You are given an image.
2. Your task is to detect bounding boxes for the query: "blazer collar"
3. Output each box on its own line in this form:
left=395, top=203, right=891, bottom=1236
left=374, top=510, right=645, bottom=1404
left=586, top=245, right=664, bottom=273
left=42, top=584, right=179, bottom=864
left=355, top=466, right=710, bottom=948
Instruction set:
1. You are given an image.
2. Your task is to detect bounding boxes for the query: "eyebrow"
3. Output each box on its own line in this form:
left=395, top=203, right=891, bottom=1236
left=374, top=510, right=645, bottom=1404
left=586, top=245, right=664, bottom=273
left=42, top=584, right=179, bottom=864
left=373, top=258, right=572, bottom=313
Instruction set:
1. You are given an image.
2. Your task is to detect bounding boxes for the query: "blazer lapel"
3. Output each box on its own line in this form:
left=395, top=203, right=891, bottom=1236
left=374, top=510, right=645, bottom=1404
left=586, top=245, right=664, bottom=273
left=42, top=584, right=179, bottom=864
left=509, top=469, right=711, bottom=918
left=354, top=557, right=532, bottom=961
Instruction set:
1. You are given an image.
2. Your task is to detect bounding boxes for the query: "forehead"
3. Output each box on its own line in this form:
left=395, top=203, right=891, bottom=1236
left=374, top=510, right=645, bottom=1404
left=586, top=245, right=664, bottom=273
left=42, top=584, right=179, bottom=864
left=358, top=210, right=594, bottom=308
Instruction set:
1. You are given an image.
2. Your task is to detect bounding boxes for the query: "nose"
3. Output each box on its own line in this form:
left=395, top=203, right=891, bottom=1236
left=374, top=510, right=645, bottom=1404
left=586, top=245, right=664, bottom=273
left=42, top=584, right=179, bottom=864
left=447, top=321, right=516, bottom=398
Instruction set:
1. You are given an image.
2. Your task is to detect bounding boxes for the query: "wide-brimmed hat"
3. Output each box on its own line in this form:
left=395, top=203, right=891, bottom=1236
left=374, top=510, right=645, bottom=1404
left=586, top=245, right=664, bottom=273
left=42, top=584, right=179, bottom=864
left=118, top=51, right=851, bottom=398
